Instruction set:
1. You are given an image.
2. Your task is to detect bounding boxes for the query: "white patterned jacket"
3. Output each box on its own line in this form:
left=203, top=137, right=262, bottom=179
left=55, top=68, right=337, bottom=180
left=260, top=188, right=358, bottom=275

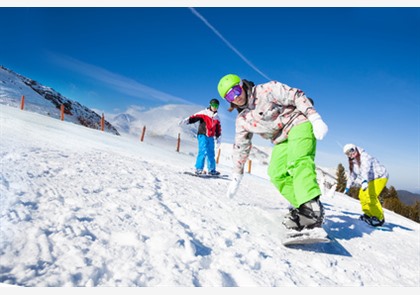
left=232, top=80, right=320, bottom=174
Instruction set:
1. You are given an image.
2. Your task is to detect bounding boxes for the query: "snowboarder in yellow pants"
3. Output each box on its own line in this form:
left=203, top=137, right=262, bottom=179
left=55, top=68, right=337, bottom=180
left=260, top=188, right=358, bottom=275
left=343, top=144, right=389, bottom=227
left=358, top=178, right=387, bottom=222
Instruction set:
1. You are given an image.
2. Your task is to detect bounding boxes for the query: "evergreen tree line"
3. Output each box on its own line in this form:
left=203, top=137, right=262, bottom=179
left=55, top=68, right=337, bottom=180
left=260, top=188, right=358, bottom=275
left=335, top=163, right=420, bottom=223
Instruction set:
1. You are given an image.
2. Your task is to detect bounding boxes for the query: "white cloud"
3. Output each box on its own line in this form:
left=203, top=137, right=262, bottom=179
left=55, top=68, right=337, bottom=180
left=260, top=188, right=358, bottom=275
left=49, top=52, right=191, bottom=104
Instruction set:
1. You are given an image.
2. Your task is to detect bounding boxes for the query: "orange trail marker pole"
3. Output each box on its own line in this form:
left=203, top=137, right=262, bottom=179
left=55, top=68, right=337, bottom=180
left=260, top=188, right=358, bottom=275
left=60, top=105, right=65, bottom=121
left=176, top=133, right=181, bottom=152
left=216, top=148, right=221, bottom=164
left=101, top=113, right=105, bottom=131
left=140, top=126, right=146, bottom=142
left=247, top=159, right=252, bottom=174
left=20, top=95, right=25, bottom=110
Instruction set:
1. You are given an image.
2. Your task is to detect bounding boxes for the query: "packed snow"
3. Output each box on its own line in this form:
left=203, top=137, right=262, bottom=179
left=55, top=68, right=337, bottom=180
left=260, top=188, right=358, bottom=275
left=0, top=105, right=419, bottom=287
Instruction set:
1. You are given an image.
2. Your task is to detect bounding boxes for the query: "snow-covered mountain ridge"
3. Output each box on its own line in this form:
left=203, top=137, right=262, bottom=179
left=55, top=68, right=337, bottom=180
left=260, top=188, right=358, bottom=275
left=0, top=66, right=119, bottom=135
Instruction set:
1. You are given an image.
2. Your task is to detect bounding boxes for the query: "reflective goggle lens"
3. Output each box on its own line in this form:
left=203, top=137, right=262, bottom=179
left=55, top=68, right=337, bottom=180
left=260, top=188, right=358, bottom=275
left=224, top=85, right=242, bottom=102
left=346, top=148, right=355, bottom=157
left=210, top=102, right=219, bottom=109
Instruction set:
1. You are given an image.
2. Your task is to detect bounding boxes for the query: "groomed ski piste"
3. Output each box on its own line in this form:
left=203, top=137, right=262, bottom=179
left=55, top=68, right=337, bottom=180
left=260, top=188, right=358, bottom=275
left=1, top=105, right=419, bottom=287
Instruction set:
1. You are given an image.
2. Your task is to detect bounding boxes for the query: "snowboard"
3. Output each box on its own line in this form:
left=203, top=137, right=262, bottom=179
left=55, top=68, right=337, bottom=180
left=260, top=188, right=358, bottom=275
left=183, top=171, right=230, bottom=180
left=282, top=227, right=331, bottom=246
left=359, top=218, right=389, bottom=231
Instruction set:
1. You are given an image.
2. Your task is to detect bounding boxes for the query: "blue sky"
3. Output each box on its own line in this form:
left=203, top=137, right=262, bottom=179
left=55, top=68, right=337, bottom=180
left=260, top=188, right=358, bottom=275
left=0, top=6, right=419, bottom=192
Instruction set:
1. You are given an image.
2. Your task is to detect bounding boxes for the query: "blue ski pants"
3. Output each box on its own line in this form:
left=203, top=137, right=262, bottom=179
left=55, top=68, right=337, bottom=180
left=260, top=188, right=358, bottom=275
left=195, top=134, right=216, bottom=172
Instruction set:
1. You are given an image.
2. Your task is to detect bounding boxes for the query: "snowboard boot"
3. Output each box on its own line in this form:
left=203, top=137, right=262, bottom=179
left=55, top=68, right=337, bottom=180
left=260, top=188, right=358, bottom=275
left=195, top=169, right=203, bottom=175
left=283, top=196, right=325, bottom=231
left=369, top=216, right=385, bottom=227
left=209, top=170, right=220, bottom=176
left=359, top=214, right=370, bottom=224
left=360, top=214, right=384, bottom=227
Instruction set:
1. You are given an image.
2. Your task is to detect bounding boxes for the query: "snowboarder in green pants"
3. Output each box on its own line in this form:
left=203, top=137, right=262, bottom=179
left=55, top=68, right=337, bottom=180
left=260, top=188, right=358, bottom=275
left=217, top=74, right=328, bottom=231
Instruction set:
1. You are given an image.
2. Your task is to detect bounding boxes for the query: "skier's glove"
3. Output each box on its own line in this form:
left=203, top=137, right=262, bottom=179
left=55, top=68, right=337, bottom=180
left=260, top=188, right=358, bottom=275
left=361, top=180, right=368, bottom=191
left=344, top=187, right=350, bottom=195
left=308, top=113, right=328, bottom=140
left=216, top=136, right=221, bottom=150
left=178, top=118, right=189, bottom=126
left=227, top=173, right=243, bottom=199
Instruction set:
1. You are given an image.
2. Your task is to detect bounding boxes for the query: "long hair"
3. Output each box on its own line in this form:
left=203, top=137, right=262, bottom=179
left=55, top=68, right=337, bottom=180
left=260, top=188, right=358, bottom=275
left=348, top=147, right=361, bottom=174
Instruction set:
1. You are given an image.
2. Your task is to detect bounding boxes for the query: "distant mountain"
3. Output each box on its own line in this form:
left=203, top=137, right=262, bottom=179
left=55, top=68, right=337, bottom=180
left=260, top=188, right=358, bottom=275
left=397, top=190, right=420, bottom=206
left=0, top=65, right=119, bottom=135
left=107, top=104, right=200, bottom=142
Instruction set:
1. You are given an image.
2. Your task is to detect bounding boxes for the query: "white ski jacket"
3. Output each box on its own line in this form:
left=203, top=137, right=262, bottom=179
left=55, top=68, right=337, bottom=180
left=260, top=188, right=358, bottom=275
left=346, top=146, right=389, bottom=187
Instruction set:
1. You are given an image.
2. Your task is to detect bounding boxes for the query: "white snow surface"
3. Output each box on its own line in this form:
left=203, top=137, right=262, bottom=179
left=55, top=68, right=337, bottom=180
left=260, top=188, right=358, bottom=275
left=0, top=105, right=419, bottom=287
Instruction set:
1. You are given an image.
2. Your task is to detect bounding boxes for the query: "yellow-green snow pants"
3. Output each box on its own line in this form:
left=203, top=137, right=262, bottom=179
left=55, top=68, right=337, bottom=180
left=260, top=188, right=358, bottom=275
left=358, top=178, right=387, bottom=220
left=268, top=121, right=321, bottom=208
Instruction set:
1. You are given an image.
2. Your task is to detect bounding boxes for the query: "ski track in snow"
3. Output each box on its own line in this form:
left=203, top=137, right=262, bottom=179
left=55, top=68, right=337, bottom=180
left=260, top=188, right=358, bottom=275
left=0, top=105, right=419, bottom=287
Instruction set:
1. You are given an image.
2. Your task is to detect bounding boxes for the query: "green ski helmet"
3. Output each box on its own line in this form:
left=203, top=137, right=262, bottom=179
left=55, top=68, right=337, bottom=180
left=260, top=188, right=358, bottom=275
left=209, top=98, right=220, bottom=106
left=217, top=74, right=241, bottom=99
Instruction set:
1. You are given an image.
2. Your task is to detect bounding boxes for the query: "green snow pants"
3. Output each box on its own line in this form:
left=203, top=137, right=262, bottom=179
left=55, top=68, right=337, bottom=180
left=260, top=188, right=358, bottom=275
left=268, top=121, right=321, bottom=208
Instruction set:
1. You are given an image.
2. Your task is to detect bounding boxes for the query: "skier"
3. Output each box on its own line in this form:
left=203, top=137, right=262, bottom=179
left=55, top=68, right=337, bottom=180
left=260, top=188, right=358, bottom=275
left=217, top=74, right=328, bottom=232
left=343, top=144, right=388, bottom=226
left=179, top=98, right=222, bottom=175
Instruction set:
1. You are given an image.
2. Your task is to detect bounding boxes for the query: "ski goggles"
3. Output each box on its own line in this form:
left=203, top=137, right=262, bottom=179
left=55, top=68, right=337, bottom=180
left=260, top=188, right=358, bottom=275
left=210, top=102, right=219, bottom=109
left=345, top=148, right=356, bottom=157
left=224, top=85, right=242, bottom=102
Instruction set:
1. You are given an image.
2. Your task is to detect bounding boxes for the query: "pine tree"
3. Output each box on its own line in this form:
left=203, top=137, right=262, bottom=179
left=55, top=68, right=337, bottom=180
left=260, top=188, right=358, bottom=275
left=379, top=186, right=390, bottom=202
left=388, top=186, right=399, bottom=199
left=408, top=201, right=420, bottom=223
left=335, top=163, right=347, bottom=193
left=349, top=186, right=359, bottom=200
left=383, top=186, right=406, bottom=217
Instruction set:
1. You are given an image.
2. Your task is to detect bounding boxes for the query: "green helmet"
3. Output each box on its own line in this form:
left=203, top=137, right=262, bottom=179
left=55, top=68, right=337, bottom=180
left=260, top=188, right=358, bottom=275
left=209, top=98, right=220, bottom=106
left=217, top=74, right=241, bottom=99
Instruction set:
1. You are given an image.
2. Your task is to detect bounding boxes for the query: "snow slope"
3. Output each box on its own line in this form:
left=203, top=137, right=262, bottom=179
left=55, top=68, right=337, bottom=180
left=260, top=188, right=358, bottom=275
left=0, top=104, right=419, bottom=287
